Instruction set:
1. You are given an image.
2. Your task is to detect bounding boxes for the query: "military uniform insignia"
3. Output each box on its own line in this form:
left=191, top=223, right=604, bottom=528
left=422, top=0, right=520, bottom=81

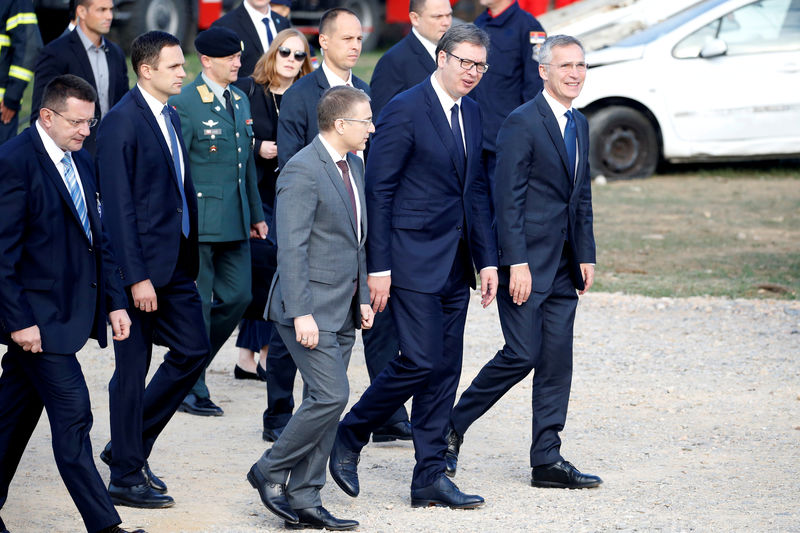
left=215, top=106, right=221, bottom=112
left=196, top=84, right=215, bottom=103
left=245, top=118, right=253, bottom=126
left=202, top=119, right=219, bottom=127
left=530, top=31, right=546, bottom=61
left=210, top=145, right=217, bottom=153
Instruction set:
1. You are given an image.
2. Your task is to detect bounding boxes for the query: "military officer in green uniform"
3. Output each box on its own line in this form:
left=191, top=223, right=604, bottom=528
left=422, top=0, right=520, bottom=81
left=170, top=27, right=267, bottom=416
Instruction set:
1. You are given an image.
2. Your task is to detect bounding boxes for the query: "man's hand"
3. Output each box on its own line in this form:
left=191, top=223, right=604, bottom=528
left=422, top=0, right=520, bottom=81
left=360, top=304, right=374, bottom=329
left=479, top=267, right=498, bottom=308
left=0, top=102, right=16, bottom=124
left=578, top=263, right=594, bottom=295
left=294, top=314, right=319, bottom=350
left=368, top=275, right=391, bottom=313
left=259, top=140, right=278, bottom=160
left=131, top=279, right=158, bottom=312
left=509, top=264, right=532, bottom=305
left=109, top=309, right=132, bottom=341
left=11, top=325, right=42, bottom=353
left=250, top=221, right=268, bottom=239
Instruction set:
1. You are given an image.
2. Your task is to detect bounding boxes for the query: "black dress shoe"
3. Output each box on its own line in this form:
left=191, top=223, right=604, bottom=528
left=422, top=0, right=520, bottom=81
left=262, top=425, right=285, bottom=443
left=256, top=363, right=268, bottom=381
left=99, top=526, right=148, bottom=533
left=99, top=444, right=167, bottom=494
left=285, top=506, right=358, bottom=531
left=328, top=437, right=360, bottom=497
left=234, top=364, right=262, bottom=381
left=108, top=482, right=175, bottom=508
left=178, top=393, right=224, bottom=416
left=247, top=463, right=299, bottom=523
left=410, top=473, right=484, bottom=509
left=531, top=460, right=603, bottom=489
left=372, top=420, right=412, bottom=442
left=444, top=425, right=462, bottom=478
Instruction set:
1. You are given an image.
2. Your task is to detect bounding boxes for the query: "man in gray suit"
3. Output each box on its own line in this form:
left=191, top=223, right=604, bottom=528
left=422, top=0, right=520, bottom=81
left=246, top=85, right=374, bottom=531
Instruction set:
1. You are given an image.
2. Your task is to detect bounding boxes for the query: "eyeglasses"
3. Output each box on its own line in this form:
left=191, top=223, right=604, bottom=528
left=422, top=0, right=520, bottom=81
left=277, top=47, right=308, bottom=61
left=337, top=117, right=373, bottom=126
left=446, top=52, right=489, bottom=74
left=541, top=62, right=588, bottom=73
left=46, top=108, right=98, bottom=128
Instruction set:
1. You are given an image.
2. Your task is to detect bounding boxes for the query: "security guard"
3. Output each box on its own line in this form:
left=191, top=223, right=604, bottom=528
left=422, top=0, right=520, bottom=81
left=472, top=0, right=545, bottom=215
left=0, top=0, right=41, bottom=143
left=169, top=26, right=267, bottom=416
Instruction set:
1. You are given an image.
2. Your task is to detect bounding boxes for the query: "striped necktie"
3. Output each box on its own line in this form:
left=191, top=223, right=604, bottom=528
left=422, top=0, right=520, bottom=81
left=61, top=153, right=92, bottom=242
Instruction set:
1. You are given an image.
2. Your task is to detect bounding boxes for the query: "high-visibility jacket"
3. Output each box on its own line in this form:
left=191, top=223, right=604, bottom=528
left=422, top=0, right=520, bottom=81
left=0, top=0, right=41, bottom=112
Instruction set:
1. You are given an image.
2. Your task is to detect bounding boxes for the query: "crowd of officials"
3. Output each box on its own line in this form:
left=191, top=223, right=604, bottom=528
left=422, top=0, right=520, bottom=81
left=0, top=0, right=600, bottom=531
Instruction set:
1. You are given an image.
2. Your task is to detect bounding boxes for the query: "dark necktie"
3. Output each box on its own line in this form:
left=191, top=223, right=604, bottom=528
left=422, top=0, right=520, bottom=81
left=223, top=89, right=235, bottom=122
left=262, top=17, right=274, bottom=46
left=450, top=103, right=465, bottom=175
left=161, top=105, right=190, bottom=237
left=335, top=160, right=358, bottom=222
left=564, top=109, right=577, bottom=182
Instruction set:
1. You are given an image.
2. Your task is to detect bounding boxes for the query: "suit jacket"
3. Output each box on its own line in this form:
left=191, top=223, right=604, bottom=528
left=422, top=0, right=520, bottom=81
left=212, top=4, right=291, bottom=77
left=267, top=136, right=369, bottom=332
left=365, top=78, right=496, bottom=294
left=369, top=32, right=436, bottom=119
left=96, top=86, right=200, bottom=289
left=30, top=29, right=129, bottom=155
left=0, top=127, right=127, bottom=353
left=495, top=92, right=595, bottom=292
left=169, top=74, right=263, bottom=243
left=277, top=67, right=370, bottom=169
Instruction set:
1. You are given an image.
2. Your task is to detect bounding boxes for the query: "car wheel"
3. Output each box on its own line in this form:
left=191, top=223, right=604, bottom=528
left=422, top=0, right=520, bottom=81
left=588, top=105, right=659, bottom=179
left=341, top=0, right=383, bottom=52
left=113, top=0, right=193, bottom=53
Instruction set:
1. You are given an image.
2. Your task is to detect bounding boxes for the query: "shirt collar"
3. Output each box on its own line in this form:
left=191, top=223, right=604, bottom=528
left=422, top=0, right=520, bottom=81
left=201, top=72, right=228, bottom=105
left=542, top=87, right=573, bottom=119
left=75, top=24, right=105, bottom=51
left=244, top=0, right=272, bottom=26
left=318, top=132, right=348, bottom=162
left=411, top=28, right=438, bottom=61
left=35, top=120, right=69, bottom=167
left=137, top=83, right=170, bottom=118
left=321, top=60, right=352, bottom=87
left=430, top=73, right=462, bottom=115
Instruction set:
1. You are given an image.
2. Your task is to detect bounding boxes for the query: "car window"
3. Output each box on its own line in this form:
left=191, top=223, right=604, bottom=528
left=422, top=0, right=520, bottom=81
left=673, top=0, right=800, bottom=58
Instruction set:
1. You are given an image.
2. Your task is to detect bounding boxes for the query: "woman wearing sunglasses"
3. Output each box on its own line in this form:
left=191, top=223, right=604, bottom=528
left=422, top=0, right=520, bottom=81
left=233, top=28, right=314, bottom=381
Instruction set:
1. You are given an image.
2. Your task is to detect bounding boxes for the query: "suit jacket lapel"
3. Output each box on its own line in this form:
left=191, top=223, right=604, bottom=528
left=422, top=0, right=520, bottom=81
left=314, top=138, right=358, bottom=239
left=133, top=86, right=179, bottom=185
left=424, top=81, right=465, bottom=183
left=408, top=33, right=436, bottom=72
left=573, top=113, right=589, bottom=191
left=536, top=94, right=572, bottom=179
left=69, top=32, right=97, bottom=88
left=238, top=5, right=265, bottom=55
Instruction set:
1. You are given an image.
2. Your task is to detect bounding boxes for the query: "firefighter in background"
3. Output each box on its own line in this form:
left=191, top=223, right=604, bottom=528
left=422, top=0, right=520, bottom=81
left=0, top=0, right=41, bottom=144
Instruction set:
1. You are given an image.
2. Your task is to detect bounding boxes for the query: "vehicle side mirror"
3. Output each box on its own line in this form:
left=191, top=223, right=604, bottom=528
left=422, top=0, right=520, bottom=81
left=699, top=38, right=728, bottom=58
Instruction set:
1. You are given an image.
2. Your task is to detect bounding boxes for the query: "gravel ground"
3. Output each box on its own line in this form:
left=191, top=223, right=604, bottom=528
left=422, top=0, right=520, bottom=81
left=3, top=292, right=799, bottom=532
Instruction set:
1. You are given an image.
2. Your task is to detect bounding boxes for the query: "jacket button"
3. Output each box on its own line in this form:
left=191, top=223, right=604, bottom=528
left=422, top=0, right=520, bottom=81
left=561, top=228, right=567, bottom=234
left=177, top=208, right=183, bottom=213
left=90, top=282, right=97, bottom=288
left=88, top=247, right=93, bottom=253
left=238, top=163, right=242, bottom=168
left=237, top=147, right=242, bottom=153
left=197, top=192, right=203, bottom=198
left=456, top=225, right=462, bottom=231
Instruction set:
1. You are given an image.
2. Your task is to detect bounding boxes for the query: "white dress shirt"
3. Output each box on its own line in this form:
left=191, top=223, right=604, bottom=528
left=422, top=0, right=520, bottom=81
left=243, top=0, right=277, bottom=53
left=321, top=60, right=353, bottom=88
left=318, top=134, right=362, bottom=241
left=36, top=120, right=88, bottom=207
left=137, top=83, right=185, bottom=183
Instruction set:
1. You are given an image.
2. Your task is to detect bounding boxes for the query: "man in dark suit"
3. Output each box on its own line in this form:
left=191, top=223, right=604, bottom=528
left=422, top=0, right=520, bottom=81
left=369, top=0, right=451, bottom=118
left=0, top=74, right=142, bottom=533
left=360, top=0, right=453, bottom=443
left=445, top=35, right=602, bottom=490
left=95, top=31, right=210, bottom=509
left=247, top=85, right=373, bottom=531
left=212, top=0, right=291, bottom=77
left=31, top=0, right=129, bottom=155
left=276, top=7, right=369, bottom=169
left=329, top=24, right=497, bottom=509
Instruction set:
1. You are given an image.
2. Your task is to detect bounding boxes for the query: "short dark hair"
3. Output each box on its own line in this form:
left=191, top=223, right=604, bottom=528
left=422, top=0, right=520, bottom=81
left=41, top=74, right=97, bottom=112
left=539, top=35, right=585, bottom=66
left=319, top=7, right=359, bottom=36
left=74, top=0, right=93, bottom=9
left=317, top=86, right=370, bottom=132
left=435, top=23, right=490, bottom=58
left=131, top=31, right=181, bottom=77
left=409, top=0, right=426, bottom=14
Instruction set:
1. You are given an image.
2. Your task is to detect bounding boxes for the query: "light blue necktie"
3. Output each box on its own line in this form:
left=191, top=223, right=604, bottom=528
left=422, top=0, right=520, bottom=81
left=161, top=105, right=190, bottom=237
left=61, top=153, right=92, bottom=242
left=564, top=109, right=577, bottom=182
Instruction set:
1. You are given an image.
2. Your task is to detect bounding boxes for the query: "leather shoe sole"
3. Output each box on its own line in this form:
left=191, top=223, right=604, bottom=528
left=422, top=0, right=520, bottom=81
left=246, top=464, right=299, bottom=523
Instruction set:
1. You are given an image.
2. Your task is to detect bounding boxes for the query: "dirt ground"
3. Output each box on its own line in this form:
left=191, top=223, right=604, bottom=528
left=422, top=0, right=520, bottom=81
left=2, top=291, right=799, bottom=532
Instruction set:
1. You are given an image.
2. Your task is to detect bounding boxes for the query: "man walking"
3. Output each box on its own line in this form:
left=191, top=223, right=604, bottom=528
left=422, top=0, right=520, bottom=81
left=445, top=35, right=602, bottom=490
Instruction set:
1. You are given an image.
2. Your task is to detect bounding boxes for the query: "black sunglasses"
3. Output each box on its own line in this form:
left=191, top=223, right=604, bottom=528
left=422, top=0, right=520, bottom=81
left=277, top=47, right=307, bottom=61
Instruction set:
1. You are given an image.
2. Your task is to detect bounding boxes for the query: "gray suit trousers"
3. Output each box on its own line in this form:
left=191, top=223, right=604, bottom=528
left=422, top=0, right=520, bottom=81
left=256, top=316, right=355, bottom=508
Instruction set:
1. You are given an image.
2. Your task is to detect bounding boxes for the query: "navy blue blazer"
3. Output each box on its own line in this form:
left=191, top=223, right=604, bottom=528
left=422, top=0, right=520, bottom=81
left=30, top=29, right=129, bottom=154
left=276, top=67, right=370, bottom=169
left=495, top=92, right=595, bottom=292
left=0, top=127, right=127, bottom=353
left=96, top=86, right=200, bottom=289
left=370, top=32, right=436, bottom=119
left=365, top=77, right=496, bottom=294
left=212, top=4, right=291, bottom=77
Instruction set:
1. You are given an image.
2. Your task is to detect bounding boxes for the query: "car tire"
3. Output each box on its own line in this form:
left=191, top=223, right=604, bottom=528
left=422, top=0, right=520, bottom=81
left=113, top=0, right=194, bottom=53
left=588, top=105, right=659, bottom=179
left=341, top=0, right=383, bottom=52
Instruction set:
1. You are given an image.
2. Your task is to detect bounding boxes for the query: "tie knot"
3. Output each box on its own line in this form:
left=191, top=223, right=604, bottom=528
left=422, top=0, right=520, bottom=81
left=565, top=109, right=574, bottom=121
left=263, top=16, right=270, bottom=23
left=61, top=153, right=72, bottom=166
left=161, top=105, right=170, bottom=117
left=336, top=160, right=349, bottom=174
left=451, top=103, right=459, bottom=114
